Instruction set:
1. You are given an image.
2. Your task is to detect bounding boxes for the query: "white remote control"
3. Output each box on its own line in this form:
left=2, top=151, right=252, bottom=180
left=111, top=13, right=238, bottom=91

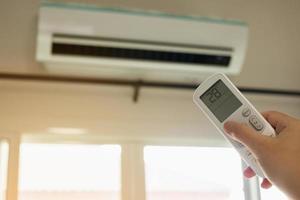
left=193, top=73, right=275, bottom=177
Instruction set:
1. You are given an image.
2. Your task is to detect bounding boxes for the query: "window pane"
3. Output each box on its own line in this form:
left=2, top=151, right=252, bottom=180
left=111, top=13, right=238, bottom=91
left=18, top=144, right=121, bottom=200
left=0, top=141, right=9, bottom=200
left=144, top=146, right=244, bottom=200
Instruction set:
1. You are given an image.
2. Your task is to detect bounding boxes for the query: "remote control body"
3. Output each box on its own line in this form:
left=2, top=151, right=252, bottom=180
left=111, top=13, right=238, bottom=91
left=193, top=73, right=275, bottom=177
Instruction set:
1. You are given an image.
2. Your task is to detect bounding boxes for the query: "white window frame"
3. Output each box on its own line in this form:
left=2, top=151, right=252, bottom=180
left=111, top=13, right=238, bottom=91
left=0, top=140, right=9, bottom=200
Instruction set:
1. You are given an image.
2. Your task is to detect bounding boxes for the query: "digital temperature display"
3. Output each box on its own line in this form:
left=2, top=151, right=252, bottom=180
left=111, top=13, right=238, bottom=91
left=200, top=80, right=242, bottom=122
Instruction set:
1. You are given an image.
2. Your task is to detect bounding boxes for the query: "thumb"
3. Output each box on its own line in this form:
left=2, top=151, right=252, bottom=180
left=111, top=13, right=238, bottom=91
left=224, top=121, right=271, bottom=156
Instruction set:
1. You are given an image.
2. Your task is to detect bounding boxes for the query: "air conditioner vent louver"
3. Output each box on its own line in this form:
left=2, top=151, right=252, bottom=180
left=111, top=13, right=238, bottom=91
left=52, top=42, right=231, bottom=67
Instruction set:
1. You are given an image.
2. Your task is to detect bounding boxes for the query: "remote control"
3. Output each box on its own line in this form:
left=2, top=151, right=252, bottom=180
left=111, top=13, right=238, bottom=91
left=193, top=73, right=275, bottom=177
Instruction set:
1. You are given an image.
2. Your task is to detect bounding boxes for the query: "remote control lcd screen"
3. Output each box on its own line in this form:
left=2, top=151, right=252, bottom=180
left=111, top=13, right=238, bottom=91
left=200, top=80, right=242, bottom=122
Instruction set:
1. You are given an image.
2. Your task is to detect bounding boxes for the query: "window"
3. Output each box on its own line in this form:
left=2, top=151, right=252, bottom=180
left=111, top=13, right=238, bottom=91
left=18, top=144, right=121, bottom=200
left=144, top=146, right=244, bottom=200
left=15, top=142, right=286, bottom=200
left=0, top=140, right=9, bottom=200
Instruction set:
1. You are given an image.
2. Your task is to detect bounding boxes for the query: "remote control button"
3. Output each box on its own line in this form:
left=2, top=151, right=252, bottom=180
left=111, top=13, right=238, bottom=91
left=242, top=108, right=251, bottom=117
left=249, top=115, right=264, bottom=131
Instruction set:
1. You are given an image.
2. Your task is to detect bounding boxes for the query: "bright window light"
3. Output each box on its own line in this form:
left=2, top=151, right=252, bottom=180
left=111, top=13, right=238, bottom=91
left=144, top=146, right=244, bottom=200
left=18, top=144, right=121, bottom=200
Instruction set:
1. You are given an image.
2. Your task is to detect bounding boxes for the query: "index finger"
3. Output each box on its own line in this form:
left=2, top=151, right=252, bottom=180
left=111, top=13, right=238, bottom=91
left=262, top=111, right=291, bottom=133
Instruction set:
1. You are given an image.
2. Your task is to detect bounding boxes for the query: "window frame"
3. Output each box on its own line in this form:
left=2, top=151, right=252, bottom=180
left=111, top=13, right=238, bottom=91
left=5, top=135, right=264, bottom=200
left=0, top=140, right=9, bottom=200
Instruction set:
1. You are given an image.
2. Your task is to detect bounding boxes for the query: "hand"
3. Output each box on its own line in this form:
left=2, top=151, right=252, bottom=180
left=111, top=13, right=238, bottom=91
left=224, top=111, right=300, bottom=199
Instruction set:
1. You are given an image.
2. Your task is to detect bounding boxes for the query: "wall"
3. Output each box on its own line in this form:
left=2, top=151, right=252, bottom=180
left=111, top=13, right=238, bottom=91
left=0, top=79, right=299, bottom=143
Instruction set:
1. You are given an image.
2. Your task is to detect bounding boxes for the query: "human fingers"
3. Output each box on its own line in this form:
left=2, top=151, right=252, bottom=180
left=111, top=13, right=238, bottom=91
left=261, top=178, right=272, bottom=189
left=243, top=166, right=256, bottom=178
left=262, top=111, right=292, bottom=133
left=224, top=121, right=272, bottom=156
left=243, top=167, right=272, bottom=189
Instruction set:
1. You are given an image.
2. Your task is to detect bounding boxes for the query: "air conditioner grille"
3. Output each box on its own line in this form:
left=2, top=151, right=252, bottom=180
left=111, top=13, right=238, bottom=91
left=52, top=43, right=231, bottom=67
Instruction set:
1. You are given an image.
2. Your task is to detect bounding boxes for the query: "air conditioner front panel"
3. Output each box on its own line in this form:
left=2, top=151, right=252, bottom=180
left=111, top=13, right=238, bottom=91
left=37, top=3, right=248, bottom=82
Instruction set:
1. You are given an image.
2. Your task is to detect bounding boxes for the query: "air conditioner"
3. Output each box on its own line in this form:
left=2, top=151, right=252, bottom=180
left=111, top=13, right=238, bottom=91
left=37, top=2, right=248, bottom=83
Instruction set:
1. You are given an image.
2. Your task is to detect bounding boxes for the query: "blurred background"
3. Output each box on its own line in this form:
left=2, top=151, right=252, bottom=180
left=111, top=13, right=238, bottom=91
left=0, top=0, right=299, bottom=200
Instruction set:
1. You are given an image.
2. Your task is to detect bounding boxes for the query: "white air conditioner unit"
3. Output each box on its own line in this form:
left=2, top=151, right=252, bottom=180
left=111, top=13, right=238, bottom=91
left=37, top=2, right=248, bottom=83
